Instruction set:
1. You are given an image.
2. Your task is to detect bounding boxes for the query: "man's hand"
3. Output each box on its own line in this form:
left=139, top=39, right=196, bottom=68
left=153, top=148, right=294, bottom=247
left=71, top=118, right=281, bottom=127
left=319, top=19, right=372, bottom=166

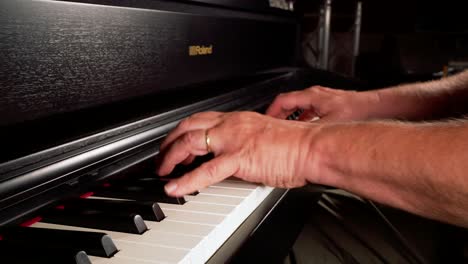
left=266, top=86, right=380, bottom=122
left=157, top=111, right=319, bottom=197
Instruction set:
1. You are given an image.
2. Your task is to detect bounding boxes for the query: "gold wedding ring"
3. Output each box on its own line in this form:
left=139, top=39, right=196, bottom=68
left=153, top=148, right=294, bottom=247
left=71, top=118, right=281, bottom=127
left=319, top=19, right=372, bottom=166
left=205, top=129, right=212, bottom=153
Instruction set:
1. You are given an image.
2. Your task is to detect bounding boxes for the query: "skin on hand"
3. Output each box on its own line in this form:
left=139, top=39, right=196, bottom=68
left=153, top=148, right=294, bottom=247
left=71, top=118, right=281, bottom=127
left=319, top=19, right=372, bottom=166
left=155, top=75, right=468, bottom=227
left=266, top=86, right=380, bottom=122
left=156, top=86, right=377, bottom=197
left=156, top=111, right=321, bottom=197
left=156, top=71, right=468, bottom=227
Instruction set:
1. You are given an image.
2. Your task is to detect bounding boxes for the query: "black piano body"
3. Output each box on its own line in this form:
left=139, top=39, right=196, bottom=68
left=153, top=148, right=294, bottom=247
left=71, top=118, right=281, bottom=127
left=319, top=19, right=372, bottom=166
left=0, top=0, right=361, bottom=263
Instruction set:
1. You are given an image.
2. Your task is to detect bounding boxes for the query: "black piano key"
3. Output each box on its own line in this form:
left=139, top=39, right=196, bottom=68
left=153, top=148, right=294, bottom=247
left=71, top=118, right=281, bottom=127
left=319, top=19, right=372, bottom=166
left=66, top=198, right=165, bottom=222
left=42, top=206, right=147, bottom=234
left=0, top=240, right=91, bottom=264
left=287, top=108, right=304, bottom=120
left=95, top=180, right=185, bottom=205
left=0, top=226, right=117, bottom=257
left=133, top=177, right=173, bottom=187
left=188, top=191, right=199, bottom=196
left=95, top=187, right=185, bottom=205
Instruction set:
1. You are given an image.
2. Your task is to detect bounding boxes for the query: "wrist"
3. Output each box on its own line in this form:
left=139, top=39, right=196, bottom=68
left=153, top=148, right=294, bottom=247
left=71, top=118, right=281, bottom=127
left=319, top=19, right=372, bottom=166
left=371, top=85, right=439, bottom=120
left=296, top=123, right=337, bottom=186
left=300, top=122, right=366, bottom=188
left=360, top=90, right=385, bottom=120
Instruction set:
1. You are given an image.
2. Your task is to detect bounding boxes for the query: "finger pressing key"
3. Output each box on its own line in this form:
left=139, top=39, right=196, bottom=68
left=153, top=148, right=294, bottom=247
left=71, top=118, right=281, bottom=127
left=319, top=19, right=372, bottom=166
left=165, top=155, right=239, bottom=197
left=158, top=129, right=210, bottom=176
left=266, top=91, right=314, bottom=119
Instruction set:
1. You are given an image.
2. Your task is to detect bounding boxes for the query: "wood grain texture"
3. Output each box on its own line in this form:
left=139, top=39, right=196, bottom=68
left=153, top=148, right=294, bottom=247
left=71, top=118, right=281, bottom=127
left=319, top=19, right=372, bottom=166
left=0, top=0, right=297, bottom=127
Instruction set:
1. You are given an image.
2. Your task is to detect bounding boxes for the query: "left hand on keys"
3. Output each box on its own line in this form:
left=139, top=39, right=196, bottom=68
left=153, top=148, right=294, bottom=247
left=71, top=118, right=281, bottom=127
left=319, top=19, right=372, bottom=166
left=157, top=111, right=322, bottom=197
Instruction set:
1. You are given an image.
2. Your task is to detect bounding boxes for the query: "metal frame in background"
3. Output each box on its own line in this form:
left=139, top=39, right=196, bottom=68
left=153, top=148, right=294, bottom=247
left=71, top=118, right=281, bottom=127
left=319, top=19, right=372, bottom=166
left=316, top=0, right=362, bottom=76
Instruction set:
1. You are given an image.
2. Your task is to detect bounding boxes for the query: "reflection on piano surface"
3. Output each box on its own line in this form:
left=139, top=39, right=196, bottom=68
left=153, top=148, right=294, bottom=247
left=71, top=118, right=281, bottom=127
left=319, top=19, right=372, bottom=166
left=0, top=0, right=360, bottom=263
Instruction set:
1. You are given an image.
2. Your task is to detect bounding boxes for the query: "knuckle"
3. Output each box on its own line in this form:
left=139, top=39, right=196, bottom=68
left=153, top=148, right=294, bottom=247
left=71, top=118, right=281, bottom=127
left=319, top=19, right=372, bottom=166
left=205, top=111, right=219, bottom=116
left=229, top=111, right=244, bottom=122
left=308, top=85, right=322, bottom=90
left=232, top=112, right=259, bottom=128
left=275, top=92, right=292, bottom=101
left=289, top=91, right=300, bottom=97
left=178, top=117, right=192, bottom=130
left=182, top=131, right=196, bottom=146
left=190, top=112, right=203, bottom=119
left=309, top=87, right=321, bottom=94
left=201, top=162, right=218, bottom=181
left=241, top=111, right=259, bottom=119
left=276, top=92, right=286, bottom=99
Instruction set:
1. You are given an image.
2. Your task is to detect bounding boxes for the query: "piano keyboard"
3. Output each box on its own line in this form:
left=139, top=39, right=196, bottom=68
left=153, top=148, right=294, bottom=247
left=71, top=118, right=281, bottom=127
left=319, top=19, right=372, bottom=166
left=19, top=179, right=274, bottom=264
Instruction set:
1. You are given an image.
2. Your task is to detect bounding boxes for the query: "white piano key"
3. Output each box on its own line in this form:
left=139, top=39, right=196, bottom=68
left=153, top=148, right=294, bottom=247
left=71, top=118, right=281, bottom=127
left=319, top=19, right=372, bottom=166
left=32, top=221, right=201, bottom=250
left=31, top=222, right=194, bottom=263
left=211, top=180, right=259, bottom=190
left=115, top=240, right=190, bottom=263
left=198, top=187, right=252, bottom=197
left=29, top=180, right=275, bottom=264
left=162, top=209, right=225, bottom=225
left=145, top=220, right=214, bottom=237
left=187, top=185, right=275, bottom=263
left=115, top=230, right=202, bottom=249
left=185, top=193, right=243, bottom=206
left=158, top=201, right=235, bottom=215
left=89, top=255, right=166, bottom=264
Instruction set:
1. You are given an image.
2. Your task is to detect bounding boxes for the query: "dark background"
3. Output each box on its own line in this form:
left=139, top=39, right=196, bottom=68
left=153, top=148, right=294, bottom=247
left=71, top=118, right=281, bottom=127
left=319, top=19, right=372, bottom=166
left=295, top=0, right=468, bottom=87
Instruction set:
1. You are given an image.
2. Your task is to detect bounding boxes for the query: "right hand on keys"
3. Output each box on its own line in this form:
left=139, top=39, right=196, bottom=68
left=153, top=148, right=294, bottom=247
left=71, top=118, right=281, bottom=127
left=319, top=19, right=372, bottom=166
left=266, top=86, right=380, bottom=123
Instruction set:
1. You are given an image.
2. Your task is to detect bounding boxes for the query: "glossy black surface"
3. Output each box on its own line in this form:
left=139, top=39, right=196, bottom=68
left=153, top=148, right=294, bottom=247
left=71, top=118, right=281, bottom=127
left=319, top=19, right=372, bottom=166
left=59, top=0, right=291, bottom=15
left=67, top=198, right=166, bottom=222
left=0, top=241, right=91, bottom=264
left=0, top=0, right=295, bottom=126
left=0, top=0, right=297, bottom=165
left=42, top=206, right=148, bottom=234
left=94, top=180, right=186, bottom=205
left=0, top=226, right=117, bottom=257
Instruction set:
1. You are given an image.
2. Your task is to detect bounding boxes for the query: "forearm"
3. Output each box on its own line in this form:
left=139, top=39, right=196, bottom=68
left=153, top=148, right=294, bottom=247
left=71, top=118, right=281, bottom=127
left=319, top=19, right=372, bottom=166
left=362, top=70, right=468, bottom=120
left=308, top=120, right=468, bottom=227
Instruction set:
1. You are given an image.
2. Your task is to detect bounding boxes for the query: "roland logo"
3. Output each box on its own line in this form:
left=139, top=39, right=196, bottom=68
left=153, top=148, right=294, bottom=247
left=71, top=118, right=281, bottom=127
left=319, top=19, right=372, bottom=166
left=189, top=45, right=213, bottom=56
